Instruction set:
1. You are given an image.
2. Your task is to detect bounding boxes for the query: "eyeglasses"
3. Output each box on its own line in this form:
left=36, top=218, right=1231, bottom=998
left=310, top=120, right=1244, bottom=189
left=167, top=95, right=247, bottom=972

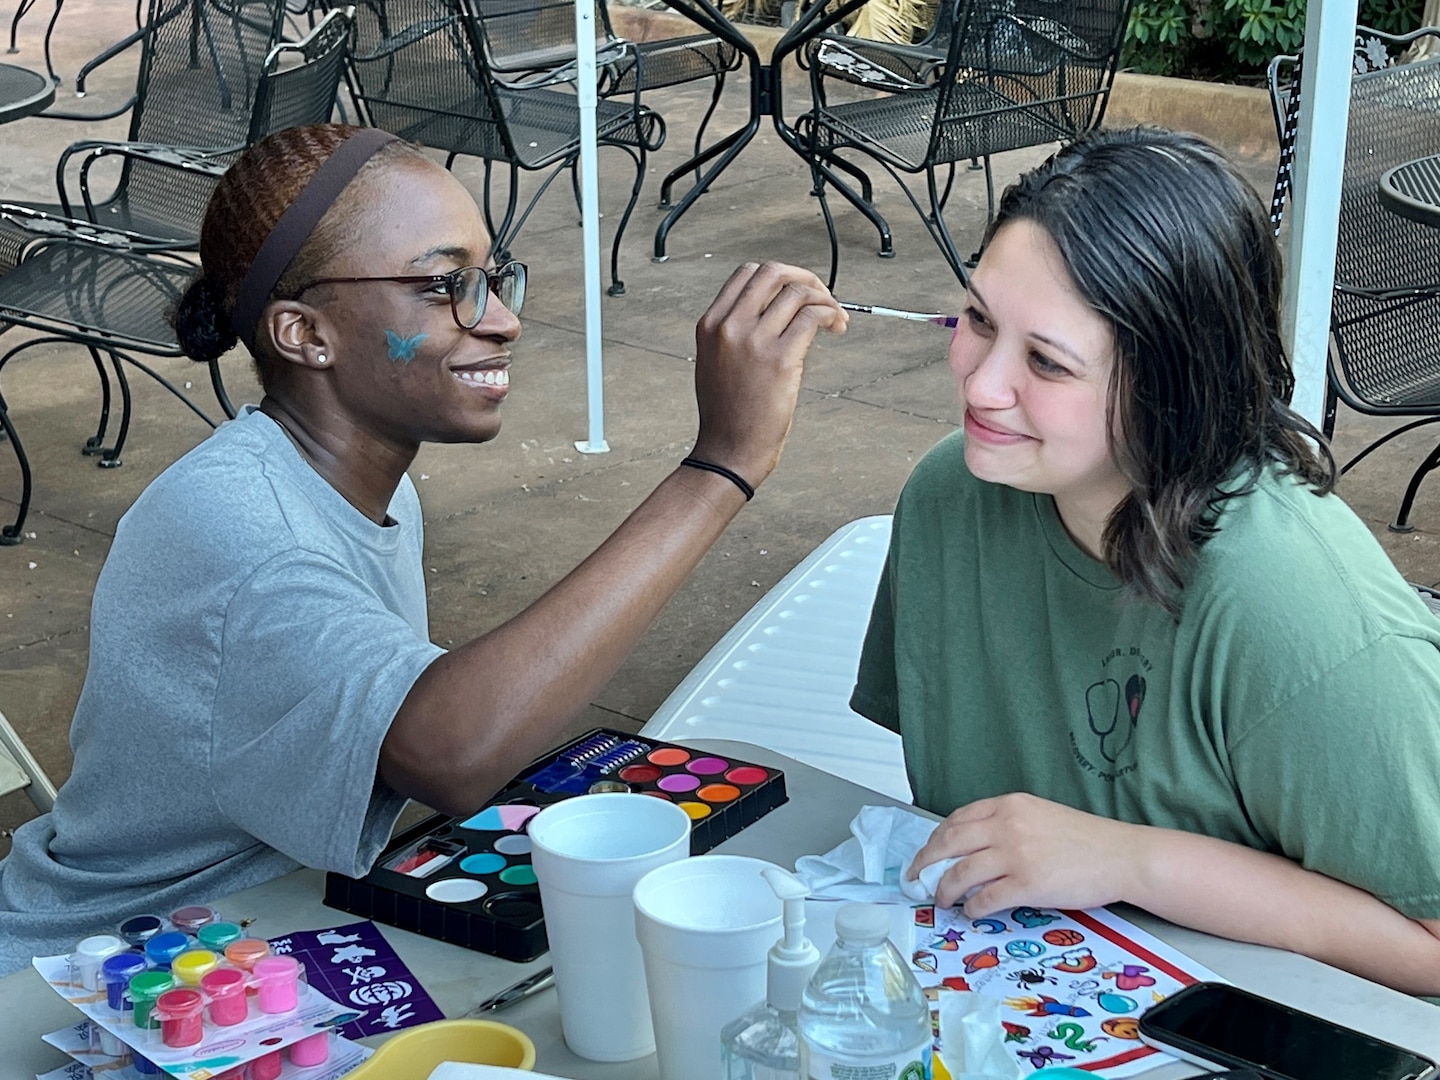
left=296, top=262, right=527, bottom=329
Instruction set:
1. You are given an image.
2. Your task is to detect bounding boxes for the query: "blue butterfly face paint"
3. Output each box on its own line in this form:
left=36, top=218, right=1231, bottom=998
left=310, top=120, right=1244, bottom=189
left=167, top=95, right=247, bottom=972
left=385, top=329, right=430, bottom=363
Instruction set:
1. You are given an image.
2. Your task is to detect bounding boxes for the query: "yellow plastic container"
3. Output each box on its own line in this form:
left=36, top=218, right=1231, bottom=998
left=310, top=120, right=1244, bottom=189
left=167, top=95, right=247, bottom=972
left=347, top=1019, right=536, bottom=1078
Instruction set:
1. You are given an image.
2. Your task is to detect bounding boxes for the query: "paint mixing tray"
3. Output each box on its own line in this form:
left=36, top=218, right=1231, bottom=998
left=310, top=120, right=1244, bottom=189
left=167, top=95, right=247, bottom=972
left=324, top=729, right=787, bottom=960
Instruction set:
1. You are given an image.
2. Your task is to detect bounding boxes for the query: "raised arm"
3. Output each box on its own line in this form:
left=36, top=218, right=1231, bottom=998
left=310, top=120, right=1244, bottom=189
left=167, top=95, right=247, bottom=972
left=379, top=262, right=847, bottom=815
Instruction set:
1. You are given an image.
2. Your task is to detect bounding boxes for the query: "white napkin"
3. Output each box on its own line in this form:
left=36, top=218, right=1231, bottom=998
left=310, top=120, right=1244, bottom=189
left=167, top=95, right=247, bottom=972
left=793, top=805, right=963, bottom=904
left=428, top=1065, right=571, bottom=1080
left=937, top=992, right=1025, bottom=1080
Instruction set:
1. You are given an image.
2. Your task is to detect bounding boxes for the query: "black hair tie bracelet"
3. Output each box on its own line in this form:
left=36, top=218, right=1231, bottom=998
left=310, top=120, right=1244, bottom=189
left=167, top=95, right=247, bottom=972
left=680, top=456, right=754, bottom=501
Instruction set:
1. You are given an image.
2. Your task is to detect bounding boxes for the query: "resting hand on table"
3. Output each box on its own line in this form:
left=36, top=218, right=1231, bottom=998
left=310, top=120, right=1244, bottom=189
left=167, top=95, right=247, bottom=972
left=690, top=261, right=847, bottom=490
left=908, top=792, right=1140, bottom=915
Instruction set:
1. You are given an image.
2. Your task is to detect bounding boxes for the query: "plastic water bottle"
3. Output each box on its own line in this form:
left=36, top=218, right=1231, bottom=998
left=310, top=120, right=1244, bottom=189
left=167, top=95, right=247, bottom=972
left=797, top=902, right=932, bottom=1080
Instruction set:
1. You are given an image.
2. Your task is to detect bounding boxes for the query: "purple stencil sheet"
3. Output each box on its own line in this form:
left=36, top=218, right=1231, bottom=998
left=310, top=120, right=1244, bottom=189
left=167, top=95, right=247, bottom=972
left=268, top=920, right=444, bottom=1039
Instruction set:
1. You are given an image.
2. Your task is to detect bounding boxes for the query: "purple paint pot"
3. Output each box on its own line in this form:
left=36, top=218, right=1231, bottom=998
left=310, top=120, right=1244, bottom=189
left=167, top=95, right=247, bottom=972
left=657, top=773, right=701, bottom=793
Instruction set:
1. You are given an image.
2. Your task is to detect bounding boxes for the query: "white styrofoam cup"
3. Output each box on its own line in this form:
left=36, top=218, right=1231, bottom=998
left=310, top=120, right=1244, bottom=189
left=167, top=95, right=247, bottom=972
left=632, top=855, right=784, bottom=1080
left=528, top=793, right=691, bottom=1062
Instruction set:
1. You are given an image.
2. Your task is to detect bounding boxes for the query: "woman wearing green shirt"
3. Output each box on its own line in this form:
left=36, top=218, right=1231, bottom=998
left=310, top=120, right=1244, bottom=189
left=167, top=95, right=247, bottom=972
left=852, top=127, right=1440, bottom=996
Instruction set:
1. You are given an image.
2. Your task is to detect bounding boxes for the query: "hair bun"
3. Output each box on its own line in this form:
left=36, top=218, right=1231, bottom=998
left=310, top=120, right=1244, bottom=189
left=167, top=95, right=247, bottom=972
left=171, top=275, right=237, bottom=363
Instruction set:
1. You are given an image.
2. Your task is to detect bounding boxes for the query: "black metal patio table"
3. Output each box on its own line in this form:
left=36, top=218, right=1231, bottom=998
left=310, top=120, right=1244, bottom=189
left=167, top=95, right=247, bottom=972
left=1379, top=154, right=1440, bottom=229
left=0, top=60, right=53, bottom=123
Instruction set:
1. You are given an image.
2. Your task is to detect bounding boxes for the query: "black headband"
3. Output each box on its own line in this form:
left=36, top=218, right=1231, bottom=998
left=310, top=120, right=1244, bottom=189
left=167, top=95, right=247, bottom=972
left=232, top=127, right=399, bottom=355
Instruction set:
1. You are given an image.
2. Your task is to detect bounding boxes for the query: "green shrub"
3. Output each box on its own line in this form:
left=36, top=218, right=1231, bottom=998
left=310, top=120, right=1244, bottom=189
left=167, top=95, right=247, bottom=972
left=1123, top=0, right=1426, bottom=82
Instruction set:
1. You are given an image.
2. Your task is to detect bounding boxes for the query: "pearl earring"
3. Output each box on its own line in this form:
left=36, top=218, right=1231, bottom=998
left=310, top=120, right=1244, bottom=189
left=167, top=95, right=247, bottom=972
left=316, top=354, right=328, bottom=365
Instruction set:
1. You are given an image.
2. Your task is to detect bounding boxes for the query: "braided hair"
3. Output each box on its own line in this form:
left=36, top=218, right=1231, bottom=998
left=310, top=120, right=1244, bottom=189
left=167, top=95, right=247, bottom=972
left=171, top=124, right=431, bottom=380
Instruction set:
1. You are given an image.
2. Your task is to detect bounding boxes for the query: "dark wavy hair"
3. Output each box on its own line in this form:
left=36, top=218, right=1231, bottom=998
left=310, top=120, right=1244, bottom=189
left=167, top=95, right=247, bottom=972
left=985, top=127, right=1336, bottom=618
left=170, top=124, right=431, bottom=383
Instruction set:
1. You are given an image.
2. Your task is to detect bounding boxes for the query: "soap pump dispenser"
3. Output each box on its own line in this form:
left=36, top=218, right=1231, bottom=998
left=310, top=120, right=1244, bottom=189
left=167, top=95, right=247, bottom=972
left=720, top=867, right=821, bottom=1080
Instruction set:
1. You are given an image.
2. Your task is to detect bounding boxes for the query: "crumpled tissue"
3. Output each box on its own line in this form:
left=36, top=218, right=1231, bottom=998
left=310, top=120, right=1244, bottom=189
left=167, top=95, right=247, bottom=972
left=937, top=992, right=1024, bottom=1080
left=428, top=1065, right=568, bottom=1080
left=793, top=804, right=963, bottom=903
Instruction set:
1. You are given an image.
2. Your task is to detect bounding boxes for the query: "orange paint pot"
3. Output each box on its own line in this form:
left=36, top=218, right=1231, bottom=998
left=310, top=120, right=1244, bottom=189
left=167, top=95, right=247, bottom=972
left=697, top=783, right=740, bottom=803
left=647, top=747, right=690, bottom=767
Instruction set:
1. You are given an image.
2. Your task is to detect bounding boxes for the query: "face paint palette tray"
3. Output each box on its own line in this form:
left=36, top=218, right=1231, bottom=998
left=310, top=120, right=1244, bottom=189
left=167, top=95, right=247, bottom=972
left=324, top=728, right=787, bottom=961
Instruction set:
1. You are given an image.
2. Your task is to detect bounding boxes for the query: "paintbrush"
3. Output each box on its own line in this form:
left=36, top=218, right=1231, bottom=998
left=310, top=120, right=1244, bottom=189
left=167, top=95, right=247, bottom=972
left=838, top=302, right=959, bottom=328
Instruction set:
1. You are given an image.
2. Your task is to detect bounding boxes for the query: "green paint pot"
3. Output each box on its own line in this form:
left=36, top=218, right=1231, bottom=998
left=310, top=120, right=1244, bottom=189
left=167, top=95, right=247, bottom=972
left=128, top=970, right=175, bottom=1030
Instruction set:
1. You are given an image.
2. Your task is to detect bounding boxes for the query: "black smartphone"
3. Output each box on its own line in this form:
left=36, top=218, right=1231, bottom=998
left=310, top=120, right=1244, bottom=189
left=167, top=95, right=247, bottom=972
left=1138, top=982, right=1438, bottom=1080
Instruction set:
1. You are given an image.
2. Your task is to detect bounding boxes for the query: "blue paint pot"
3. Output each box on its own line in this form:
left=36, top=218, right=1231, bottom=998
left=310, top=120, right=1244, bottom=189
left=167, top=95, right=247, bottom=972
left=132, top=1051, right=161, bottom=1075
left=102, top=951, right=148, bottom=1012
left=144, top=930, right=190, bottom=969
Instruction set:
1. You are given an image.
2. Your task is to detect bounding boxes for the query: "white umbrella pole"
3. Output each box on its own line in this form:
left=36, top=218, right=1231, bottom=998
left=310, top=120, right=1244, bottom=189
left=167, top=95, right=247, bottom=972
left=574, top=0, right=609, bottom=454
left=1281, top=0, right=1358, bottom=428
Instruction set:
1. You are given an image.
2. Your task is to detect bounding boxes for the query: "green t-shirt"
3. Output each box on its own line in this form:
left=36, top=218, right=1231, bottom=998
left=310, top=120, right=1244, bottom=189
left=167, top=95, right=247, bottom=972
left=852, top=431, right=1440, bottom=921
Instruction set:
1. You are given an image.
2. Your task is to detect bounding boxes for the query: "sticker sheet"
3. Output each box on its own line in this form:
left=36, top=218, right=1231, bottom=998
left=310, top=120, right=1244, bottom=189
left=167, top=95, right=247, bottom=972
left=909, top=904, right=1222, bottom=1076
left=266, top=921, right=443, bottom=1040
left=39, top=1021, right=370, bottom=1080
left=33, top=955, right=359, bottom=1079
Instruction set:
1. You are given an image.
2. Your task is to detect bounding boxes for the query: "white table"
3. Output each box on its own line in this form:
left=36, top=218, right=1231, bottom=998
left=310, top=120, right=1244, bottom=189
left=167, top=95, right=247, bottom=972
left=3, top=741, right=1437, bottom=1078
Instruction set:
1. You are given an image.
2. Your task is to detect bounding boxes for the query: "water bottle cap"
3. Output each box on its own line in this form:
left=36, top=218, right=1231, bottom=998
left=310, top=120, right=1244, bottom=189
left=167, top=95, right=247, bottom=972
left=833, top=902, right=890, bottom=945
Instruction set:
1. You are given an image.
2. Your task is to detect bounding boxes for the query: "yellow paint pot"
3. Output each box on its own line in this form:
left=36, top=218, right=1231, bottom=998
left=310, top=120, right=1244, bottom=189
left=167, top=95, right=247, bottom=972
left=347, top=1019, right=535, bottom=1079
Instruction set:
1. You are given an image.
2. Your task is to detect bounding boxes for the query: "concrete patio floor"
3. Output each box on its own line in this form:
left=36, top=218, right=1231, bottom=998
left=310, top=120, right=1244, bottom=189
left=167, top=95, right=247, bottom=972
left=3, top=2, right=1438, bottom=850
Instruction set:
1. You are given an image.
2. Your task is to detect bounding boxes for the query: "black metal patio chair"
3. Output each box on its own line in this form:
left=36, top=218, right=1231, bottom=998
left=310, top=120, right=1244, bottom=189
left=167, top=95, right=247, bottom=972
left=16, top=0, right=290, bottom=249
left=795, top=0, right=1132, bottom=286
left=0, top=9, right=357, bottom=546
left=1268, top=25, right=1440, bottom=532
left=474, top=0, right=739, bottom=190
left=343, top=0, right=664, bottom=295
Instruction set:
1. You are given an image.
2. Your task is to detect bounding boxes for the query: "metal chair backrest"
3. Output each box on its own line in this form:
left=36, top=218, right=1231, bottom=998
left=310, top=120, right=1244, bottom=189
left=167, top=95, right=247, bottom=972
left=1270, top=27, right=1440, bottom=416
left=470, top=0, right=621, bottom=82
left=248, top=5, right=354, bottom=141
left=346, top=0, right=517, bottom=161
left=929, top=0, right=1132, bottom=163
left=115, top=0, right=289, bottom=235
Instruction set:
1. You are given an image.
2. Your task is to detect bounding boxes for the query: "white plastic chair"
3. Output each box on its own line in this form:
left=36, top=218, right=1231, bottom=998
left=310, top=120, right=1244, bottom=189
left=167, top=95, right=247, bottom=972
left=642, top=515, right=911, bottom=801
left=0, top=707, right=58, bottom=813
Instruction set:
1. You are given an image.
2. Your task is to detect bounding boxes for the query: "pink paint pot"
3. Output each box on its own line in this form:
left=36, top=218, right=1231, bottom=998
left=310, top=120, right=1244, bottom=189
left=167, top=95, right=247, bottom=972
left=252, top=954, right=302, bottom=1014
left=288, top=1032, right=330, bottom=1067
left=152, top=987, right=205, bottom=1048
left=249, top=1050, right=283, bottom=1080
left=200, top=966, right=248, bottom=1026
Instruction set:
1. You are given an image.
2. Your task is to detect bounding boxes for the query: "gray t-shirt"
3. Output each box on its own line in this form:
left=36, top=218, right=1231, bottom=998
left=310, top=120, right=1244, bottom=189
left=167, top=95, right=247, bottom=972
left=0, top=407, right=444, bottom=973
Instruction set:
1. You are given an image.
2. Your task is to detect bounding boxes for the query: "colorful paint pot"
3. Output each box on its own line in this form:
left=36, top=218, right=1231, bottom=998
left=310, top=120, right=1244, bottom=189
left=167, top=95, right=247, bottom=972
left=197, top=921, right=245, bottom=951
left=288, top=1031, right=330, bottom=1067
left=253, top=954, right=302, bottom=1014
left=154, top=987, right=205, bottom=1047
left=131, top=1052, right=161, bottom=1076
left=647, top=747, right=690, bottom=767
left=118, top=913, right=164, bottom=948
left=144, top=931, right=190, bottom=970
left=102, top=951, right=147, bottom=1013
left=724, top=766, right=769, bottom=785
left=697, top=783, right=741, bottom=803
left=128, top=970, right=175, bottom=1030
left=224, top=937, right=270, bottom=971
left=250, top=1050, right=283, bottom=1080
left=72, top=934, right=127, bottom=991
left=201, top=966, right=249, bottom=1026
left=685, top=756, right=729, bottom=775
left=171, top=948, right=219, bottom=986
left=169, top=905, right=219, bottom=933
